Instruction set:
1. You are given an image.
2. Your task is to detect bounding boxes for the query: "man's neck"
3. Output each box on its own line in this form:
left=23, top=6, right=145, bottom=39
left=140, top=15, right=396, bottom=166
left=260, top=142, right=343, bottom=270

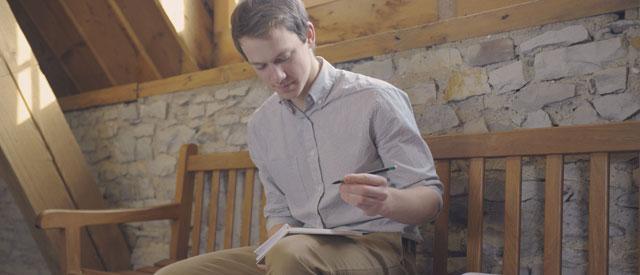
left=292, top=57, right=322, bottom=110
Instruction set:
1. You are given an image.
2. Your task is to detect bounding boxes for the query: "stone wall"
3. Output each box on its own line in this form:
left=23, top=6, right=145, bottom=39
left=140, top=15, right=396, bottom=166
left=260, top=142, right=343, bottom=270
left=1, top=10, right=639, bottom=275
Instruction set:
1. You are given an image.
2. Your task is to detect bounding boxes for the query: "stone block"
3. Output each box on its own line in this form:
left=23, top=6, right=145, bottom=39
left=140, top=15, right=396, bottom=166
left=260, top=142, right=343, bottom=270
left=188, top=104, right=205, bottom=119
left=149, top=154, right=176, bottom=177
left=534, top=38, right=626, bottom=81
left=418, top=104, right=460, bottom=134
left=606, top=20, right=640, bottom=34
left=142, top=101, right=168, bottom=119
left=570, top=101, right=601, bottom=125
left=395, top=48, right=463, bottom=86
left=463, top=117, right=489, bottom=134
left=488, top=61, right=528, bottom=94
left=519, top=25, right=590, bottom=55
left=462, top=38, right=515, bottom=66
left=444, top=67, right=491, bottom=102
left=216, top=114, right=241, bottom=126
left=133, top=124, right=155, bottom=137
left=136, top=137, right=153, bottom=160
left=591, top=67, right=627, bottom=95
left=155, top=125, right=196, bottom=154
left=514, top=82, right=576, bottom=112
left=405, top=81, right=437, bottom=106
left=592, top=93, right=640, bottom=121
left=523, top=110, right=552, bottom=128
left=351, top=58, right=395, bottom=81
left=113, top=132, right=136, bottom=162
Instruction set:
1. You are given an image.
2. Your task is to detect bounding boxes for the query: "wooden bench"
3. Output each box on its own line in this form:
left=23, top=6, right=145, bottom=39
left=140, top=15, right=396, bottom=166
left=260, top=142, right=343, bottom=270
left=37, top=121, right=640, bottom=274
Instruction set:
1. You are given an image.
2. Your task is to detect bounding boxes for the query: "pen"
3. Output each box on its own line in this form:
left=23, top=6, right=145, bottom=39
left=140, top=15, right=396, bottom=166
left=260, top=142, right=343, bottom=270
left=331, top=165, right=397, bottom=184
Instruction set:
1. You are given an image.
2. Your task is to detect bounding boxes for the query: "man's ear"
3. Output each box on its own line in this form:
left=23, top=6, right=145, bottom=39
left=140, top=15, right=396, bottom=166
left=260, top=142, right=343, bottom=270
left=306, top=21, right=316, bottom=49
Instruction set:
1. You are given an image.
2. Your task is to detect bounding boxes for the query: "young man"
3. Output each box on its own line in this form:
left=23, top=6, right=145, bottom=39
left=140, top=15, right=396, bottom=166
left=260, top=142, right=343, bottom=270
left=157, top=0, right=442, bottom=274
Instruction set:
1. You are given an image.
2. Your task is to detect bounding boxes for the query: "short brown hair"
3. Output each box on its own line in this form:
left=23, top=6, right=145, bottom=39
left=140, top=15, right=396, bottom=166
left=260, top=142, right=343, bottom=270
left=231, top=0, right=310, bottom=60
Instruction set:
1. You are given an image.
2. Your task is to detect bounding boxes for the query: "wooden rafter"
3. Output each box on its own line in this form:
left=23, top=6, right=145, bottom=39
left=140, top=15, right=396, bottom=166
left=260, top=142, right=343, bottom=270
left=213, top=0, right=243, bottom=66
left=179, top=0, right=216, bottom=69
left=57, top=0, right=160, bottom=85
left=111, top=0, right=200, bottom=76
left=12, top=0, right=112, bottom=92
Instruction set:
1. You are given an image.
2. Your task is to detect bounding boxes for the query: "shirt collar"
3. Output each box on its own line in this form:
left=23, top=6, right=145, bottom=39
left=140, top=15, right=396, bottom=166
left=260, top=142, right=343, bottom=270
left=279, top=57, right=336, bottom=113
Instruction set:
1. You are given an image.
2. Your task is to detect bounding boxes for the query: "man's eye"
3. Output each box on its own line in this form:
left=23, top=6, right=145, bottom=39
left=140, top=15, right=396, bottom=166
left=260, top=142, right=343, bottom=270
left=254, top=64, right=267, bottom=70
left=275, top=55, right=290, bottom=64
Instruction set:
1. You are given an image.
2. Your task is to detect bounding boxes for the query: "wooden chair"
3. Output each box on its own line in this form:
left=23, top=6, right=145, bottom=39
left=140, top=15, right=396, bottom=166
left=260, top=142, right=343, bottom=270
left=37, top=121, right=640, bottom=274
left=37, top=144, right=266, bottom=275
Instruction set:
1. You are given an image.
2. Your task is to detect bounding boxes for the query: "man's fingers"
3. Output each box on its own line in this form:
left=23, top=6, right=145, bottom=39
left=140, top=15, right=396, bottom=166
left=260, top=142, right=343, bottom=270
left=340, top=184, right=387, bottom=200
left=343, top=173, right=387, bottom=186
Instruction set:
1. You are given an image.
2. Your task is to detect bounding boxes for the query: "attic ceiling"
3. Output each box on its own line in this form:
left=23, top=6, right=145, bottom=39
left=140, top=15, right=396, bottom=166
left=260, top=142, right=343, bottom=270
left=7, top=0, right=438, bottom=99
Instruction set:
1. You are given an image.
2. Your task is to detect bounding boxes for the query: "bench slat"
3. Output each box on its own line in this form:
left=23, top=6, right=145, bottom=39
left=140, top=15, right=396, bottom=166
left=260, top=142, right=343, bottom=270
left=433, top=160, right=450, bottom=275
left=170, top=144, right=198, bottom=260
left=588, top=153, right=609, bottom=275
left=206, top=171, right=221, bottom=252
left=259, top=192, right=267, bottom=243
left=504, top=156, right=522, bottom=275
left=467, top=158, right=484, bottom=272
left=190, top=171, right=205, bottom=256
left=224, top=170, right=238, bottom=249
left=543, top=155, right=563, bottom=275
left=241, top=169, right=256, bottom=246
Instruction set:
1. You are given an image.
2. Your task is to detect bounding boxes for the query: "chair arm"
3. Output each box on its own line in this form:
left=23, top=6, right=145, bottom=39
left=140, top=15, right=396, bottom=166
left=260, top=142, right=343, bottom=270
left=37, top=203, right=181, bottom=229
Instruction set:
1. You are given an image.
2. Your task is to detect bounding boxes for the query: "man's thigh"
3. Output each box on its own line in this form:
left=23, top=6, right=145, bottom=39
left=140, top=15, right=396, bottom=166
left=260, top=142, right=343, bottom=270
left=266, top=232, right=412, bottom=275
left=155, top=246, right=261, bottom=275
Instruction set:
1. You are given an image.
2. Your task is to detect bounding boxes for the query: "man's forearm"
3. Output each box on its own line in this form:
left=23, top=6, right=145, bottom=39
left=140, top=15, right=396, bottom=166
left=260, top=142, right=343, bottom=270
left=382, top=186, right=442, bottom=225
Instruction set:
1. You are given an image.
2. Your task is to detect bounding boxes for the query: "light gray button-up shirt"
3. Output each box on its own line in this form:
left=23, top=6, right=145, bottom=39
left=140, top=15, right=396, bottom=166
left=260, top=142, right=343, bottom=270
left=247, top=58, right=442, bottom=241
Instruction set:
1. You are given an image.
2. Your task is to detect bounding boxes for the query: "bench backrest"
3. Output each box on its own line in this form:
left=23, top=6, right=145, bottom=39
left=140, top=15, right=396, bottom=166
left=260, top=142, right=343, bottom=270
left=172, top=121, right=640, bottom=274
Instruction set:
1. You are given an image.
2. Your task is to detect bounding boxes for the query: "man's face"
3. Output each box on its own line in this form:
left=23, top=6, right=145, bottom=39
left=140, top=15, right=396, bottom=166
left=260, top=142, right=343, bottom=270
left=239, top=25, right=316, bottom=102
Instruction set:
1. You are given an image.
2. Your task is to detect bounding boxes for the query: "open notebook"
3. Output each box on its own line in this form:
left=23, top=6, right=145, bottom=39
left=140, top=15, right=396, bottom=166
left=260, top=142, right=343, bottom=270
left=253, top=224, right=364, bottom=264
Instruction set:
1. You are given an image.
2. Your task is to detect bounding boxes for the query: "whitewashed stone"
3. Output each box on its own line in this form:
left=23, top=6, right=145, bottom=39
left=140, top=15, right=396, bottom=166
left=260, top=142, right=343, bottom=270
left=488, top=61, right=528, bottom=94
left=149, top=155, right=176, bottom=177
left=514, top=82, right=576, bottom=111
left=142, top=101, right=167, bottom=119
left=113, top=133, right=136, bottom=162
left=519, top=25, right=590, bottom=55
left=98, top=122, right=118, bottom=138
left=121, top=103, right=139, bottom=121
left=188, top=104, right=205, bottom=119
left=523, top=110, right=552, bottom=128
left=462, top=38, right=515, bottom=66
left=88, top=144, right=111, bottom=164
left=444, top=67, right=491, bottom=102
left=534, top=38, right=626, bottom=80
left=155, top=125, right=196, bottom=154
left=455, top=96, right=485, bottom=123
left=206, top=102, right=230, bottom=117
left=606, top=20, right=640, bottom=34
left=418, top=105, right=460, bottom=133
left=214, top=89, right=230, bottom=100
left=592, top=67, right=627, bottom=95
left=592, top=93, right=640, bottom=121
left=216, top=114, right=241, bottom=126
left=133, top=124, right=155, bottom=137
left=136, top=137, right=153, bottom=160
left=485, top=92, right=515, bottom=110
left=172, top=93, right=191, bottom=106
left=227, top=128, right=247, bottom=146
left=98, top=163, right=121, bottom=181
left=103, top=106, right=120, bottom=121
left=193, top=93, right=215, bottom=104
left=351, top=58, right=394, bottom=81
left=241, top=84, right=272, bottom=108
left=570, top=102, right=601, bottom=125
left=463, top=118, right=489, bottom=134
left=131, top=239, right=169, bottom=268
left=80, top=139, right=96, bottom=152
left=395, top=48, right=463, bottom=85
left=405, top=81, right=437, bottom=105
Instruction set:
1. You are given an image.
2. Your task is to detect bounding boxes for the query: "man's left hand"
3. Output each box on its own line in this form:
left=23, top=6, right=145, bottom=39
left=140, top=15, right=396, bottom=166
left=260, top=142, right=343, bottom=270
left=339, top=173, right=393, bottom=216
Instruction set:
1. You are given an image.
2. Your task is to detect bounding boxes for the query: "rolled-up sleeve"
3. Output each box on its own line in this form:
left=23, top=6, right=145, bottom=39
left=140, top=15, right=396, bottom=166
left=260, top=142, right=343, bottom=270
left=247, top=119, right=301, bottom=229
left=370, top=88, right=443, bottom=203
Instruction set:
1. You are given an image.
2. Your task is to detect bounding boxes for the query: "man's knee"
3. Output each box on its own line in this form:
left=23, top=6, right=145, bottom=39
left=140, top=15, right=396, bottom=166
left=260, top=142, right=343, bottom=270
left=266, top=235, right=324, bottom=273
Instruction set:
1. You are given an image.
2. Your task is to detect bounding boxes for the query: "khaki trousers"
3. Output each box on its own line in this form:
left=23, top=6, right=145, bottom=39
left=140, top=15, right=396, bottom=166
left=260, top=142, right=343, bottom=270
left=155, top=232, right=416, bottom=275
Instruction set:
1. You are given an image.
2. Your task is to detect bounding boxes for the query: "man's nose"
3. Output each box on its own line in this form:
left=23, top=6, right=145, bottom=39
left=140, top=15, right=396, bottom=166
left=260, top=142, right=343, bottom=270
left=269, top=65, right=286, bottom=83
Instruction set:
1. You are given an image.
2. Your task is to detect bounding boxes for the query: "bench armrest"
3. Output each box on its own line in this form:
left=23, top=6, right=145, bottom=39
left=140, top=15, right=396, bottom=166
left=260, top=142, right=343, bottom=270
left=37, top=203, right=181, bottom=229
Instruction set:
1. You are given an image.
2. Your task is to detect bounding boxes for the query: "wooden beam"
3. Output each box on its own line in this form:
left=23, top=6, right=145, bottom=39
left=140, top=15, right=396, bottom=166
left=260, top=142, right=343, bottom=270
left=309, top=0, right=438, bottom=45
left=213, top=0, right=243, bottom=66
left=11, top=0, right=112, bottom=92
left=454, top=0, right=532, bottom=17
left=112, top=0, right=199, bottom=76
left=58, top=0, right=160, bottom=84
left=57, top=0, right=639, bottom=111
left=179, top=0, right=216, bottom=69
left=0, top=61, right=103, bottom=273
left=317, top=0, right=638, bottom=64
left=0, top=2, right=131, bottom=271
